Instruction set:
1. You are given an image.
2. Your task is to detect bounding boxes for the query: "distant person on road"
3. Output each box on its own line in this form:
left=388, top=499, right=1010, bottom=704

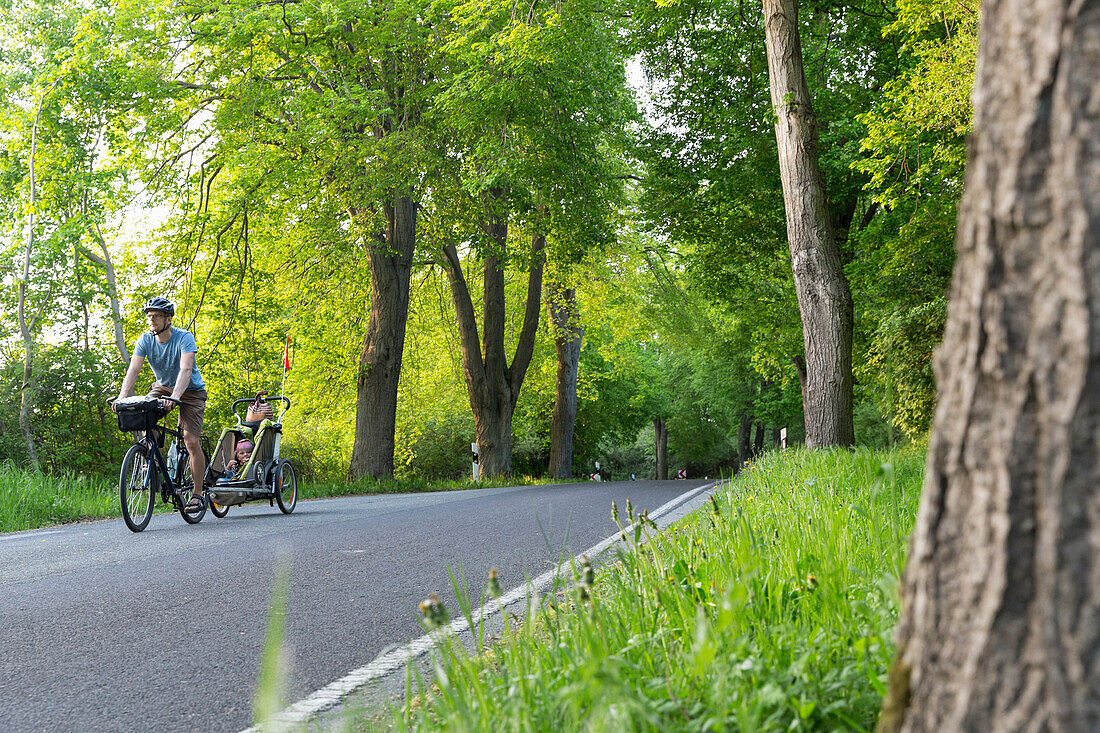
left=114, top=297, right=208, bottom=513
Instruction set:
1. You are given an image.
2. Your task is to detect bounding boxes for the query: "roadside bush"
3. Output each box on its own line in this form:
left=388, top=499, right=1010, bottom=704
left=395, top=412, right=476, bottom=481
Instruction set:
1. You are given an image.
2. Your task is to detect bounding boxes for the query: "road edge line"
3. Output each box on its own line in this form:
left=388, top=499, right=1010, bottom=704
left=241, top=479, right=722, bottom=732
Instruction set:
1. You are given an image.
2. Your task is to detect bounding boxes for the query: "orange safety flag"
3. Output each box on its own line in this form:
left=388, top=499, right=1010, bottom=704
left=283, top=334, right=291, bottom=370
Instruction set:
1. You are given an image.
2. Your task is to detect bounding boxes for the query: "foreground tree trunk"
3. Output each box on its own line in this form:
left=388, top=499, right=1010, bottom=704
left=349, top=197, right=416, bottom=480
left=762, top=0, right=854, bottom=448
left=547, top=282, right=584, bottom=479
left=441, top=197, right=545, bottom=477
left=879, top=2, right=1100, bottom=730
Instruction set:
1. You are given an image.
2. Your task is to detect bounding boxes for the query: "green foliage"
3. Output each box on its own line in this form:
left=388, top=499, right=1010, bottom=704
left=850, top=0, right=977, bottom=437
left=855, top=0, right=976, bottom=209
left=0, top=0, right=963, bottom=490
left=391, top=445, right=925, bottom=731
left=0, top=343, right=130, bottom=473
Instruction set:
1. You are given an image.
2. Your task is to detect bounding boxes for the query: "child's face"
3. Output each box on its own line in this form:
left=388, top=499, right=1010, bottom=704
left=236, top=446, right=252, bottom=462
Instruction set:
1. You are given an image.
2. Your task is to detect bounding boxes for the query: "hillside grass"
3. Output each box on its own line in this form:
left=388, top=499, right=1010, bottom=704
left=380, top=446, right=924, bottom=732
left=0, top=462, right=554, bottom=534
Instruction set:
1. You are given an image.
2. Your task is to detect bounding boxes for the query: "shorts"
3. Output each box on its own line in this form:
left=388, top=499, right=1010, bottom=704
left=147, top=385, right=207, bottom=437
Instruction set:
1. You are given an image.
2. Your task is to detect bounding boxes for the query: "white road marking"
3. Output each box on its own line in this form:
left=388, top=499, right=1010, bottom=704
left=0, top=529, right=63, bottom=541
left=240, top=481, right=719, bottom=733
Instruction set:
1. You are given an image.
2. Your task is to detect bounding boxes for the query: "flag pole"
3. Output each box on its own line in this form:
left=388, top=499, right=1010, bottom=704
left=281, top=334, right=290, bottom=398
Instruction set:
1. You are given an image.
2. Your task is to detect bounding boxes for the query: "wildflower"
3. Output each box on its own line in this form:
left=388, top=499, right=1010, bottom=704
left=626, top=498, right=634, bottom=522
left=806, top=574, right=818, bottom=590
left=709, top=495, right=721, bottom=517
left=577, top=555, right=595, bottom=603
left=580, top=554, right=595, bottom=588
left=418, top=593, right=449, bottom=628
left=611, top=500, right=619, bottom=523
left=487, top=568, right=502, bottom=599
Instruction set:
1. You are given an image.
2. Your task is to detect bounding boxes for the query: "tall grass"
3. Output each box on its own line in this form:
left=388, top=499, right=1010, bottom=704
left=390, top=446, right=925, bottom=731
left=254, top=560, right=292, bottom=731
left=0, top=462, right=118, bottom=532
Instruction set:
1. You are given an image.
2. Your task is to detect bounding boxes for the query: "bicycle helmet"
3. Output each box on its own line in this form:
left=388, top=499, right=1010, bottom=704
left=142, top=297, right=175, bottom=317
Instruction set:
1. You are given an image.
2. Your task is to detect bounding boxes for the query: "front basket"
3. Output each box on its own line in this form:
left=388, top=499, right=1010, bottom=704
left=115, top=398, right=164, bottom=432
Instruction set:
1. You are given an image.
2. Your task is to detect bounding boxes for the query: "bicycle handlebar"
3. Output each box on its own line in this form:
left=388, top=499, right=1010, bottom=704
left=106, top=395, right=180, bottom=405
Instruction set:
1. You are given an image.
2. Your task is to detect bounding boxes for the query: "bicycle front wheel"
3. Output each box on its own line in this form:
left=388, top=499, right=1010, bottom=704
left=120, top=444, right=155, bottom=533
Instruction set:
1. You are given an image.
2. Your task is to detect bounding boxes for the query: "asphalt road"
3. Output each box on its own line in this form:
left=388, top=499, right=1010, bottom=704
left=0, top=480, right=707, bottom=733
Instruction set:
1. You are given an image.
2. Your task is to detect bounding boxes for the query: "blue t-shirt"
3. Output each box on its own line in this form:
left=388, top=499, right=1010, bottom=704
left=134, top=328, right=206, bottom=391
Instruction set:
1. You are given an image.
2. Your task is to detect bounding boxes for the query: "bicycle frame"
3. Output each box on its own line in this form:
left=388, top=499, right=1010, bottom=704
left=138, top=423, right=188, bottom=501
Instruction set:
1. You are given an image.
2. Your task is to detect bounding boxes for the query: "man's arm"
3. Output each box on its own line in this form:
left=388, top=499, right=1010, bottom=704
left=171, top=351, right=196, bottom=403
left=117, top=354, right=146, bottom=402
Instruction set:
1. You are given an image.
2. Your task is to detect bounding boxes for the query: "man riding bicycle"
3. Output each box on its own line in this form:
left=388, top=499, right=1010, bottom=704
left=114, top=297, right=208, bottom=513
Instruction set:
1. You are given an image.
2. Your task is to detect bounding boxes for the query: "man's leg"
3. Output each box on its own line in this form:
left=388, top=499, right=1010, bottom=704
left=183, top=429, right=205, bottom=497
left=178, top=390, right=208, bottom=502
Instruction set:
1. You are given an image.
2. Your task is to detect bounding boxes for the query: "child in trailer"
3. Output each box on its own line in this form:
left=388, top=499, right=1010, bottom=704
left=220, top=440, right=253, bottom=482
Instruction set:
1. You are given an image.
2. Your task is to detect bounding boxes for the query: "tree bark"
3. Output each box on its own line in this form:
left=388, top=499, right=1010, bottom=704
left=763, top=0, right=854, bottom=448
left=547, top=282, right=584, bottom=479
left=738, top=411, right=753, bottom=467
left=654, top=417, right=668, bottom=480
left=752, top=422, right=765, bottom=457
left=349, top=196, right=416, bottom=480
left=441, top=195, right=545, bottom=477
left=880, top=2, right=1100, bottom=730
left=89, top=223, right=128, bottom=361
left=17, top=83, right=56, bottom=471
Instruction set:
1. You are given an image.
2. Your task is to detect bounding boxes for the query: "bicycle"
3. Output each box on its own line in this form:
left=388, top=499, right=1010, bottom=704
left=111, top=396, right=208, bottom=532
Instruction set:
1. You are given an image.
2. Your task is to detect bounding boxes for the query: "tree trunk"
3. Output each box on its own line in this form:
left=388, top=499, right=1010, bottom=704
left=547, top=282, right=584, bottom=479
left=879, top=2, right=1100, bottom=730
left=349, top=196, right=416, bottom=480
left=738, top=411, right=753, bottom=467
left=763, top=0, right=854, bottom=449
left=654, top=417, right=668, bottom=480
left=753, top=422, right=765, bottom=457
left=90, top=223, right=128, bottom=361
left=441, top=194, right=545, bottom=478
left=17, top=84, right=55, bottom=472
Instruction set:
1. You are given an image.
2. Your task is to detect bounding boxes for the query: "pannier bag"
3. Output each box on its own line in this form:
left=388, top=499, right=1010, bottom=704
left=246, top=390, right=274, bottom=422
left=115, top=397, right=164, bottom=432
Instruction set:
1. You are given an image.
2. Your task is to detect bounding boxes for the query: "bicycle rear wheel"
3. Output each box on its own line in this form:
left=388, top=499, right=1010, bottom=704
left=275, top=460, right=297, bottom=514
left=120, top=444, right=155, bottom=533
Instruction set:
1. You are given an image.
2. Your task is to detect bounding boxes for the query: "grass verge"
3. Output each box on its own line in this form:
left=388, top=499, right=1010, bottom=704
left=0, top=460, right=562, bottom=534
left=381, top=446, right=923, bottom=732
